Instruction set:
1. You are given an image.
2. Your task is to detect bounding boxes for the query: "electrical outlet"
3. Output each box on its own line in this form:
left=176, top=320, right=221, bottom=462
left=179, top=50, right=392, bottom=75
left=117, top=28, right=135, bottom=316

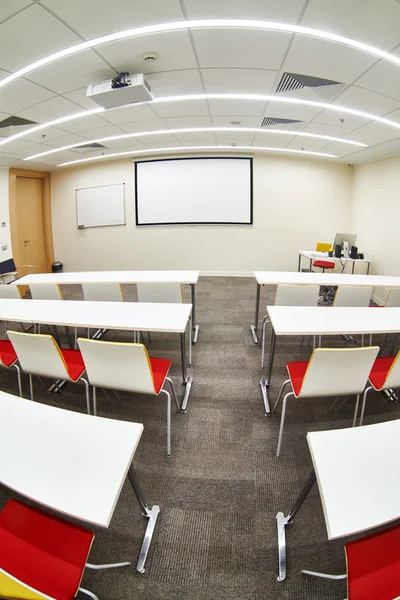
left=2, top=245, right=7, bottom=251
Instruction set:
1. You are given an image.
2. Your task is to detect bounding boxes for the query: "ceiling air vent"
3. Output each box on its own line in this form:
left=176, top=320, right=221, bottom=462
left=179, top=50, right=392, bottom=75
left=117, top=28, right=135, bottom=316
left=72, top=142, right=107, bottom=154
left=0, top=116, right=37, bottom=129
left=260, top=117, right=303, bottom=128
left=276, top=73, right=346, bottom=101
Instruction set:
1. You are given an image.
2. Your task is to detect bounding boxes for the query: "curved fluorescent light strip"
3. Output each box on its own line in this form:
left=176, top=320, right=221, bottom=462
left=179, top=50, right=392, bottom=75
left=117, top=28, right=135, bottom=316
left=1, top=19, right=400, bottom=91
left=24, top=127, right=367, bottom=161
left=58, top=145, right=337, bottom=167
left=0, top=107, right=104, bottom=147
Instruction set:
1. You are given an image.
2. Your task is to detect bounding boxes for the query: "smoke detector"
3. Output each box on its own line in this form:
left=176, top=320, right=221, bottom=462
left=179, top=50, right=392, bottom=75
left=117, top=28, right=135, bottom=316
left=142, top=52, right=158, bottom=62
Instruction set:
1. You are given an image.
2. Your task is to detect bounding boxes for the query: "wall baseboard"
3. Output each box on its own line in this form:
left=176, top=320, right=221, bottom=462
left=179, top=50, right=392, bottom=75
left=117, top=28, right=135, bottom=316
left=200, top=270, right=254, bottom=277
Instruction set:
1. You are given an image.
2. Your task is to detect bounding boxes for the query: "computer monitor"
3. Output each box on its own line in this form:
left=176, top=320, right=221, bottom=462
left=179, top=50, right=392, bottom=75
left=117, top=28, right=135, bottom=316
left=333, top=233, right=357, bottom=252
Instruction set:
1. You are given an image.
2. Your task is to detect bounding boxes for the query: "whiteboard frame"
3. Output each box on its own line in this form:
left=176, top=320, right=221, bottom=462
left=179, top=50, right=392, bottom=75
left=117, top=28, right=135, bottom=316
left=76, top=182, right=126, bottom=229
left=134, top=157, right=253, bottom=226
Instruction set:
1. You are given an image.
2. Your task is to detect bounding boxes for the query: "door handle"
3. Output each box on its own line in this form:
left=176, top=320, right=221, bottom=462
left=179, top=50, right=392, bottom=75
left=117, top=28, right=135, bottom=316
left=24, top=239, right=31, bottom=247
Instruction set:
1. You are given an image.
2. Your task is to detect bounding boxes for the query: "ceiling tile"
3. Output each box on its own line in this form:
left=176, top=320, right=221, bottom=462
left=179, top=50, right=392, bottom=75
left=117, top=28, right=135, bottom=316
left=341, top=137, right=400, bottom=164
left=52, top=114, right=114, bottom=134
left=355, top=59, right=400, bottom=102
left=183, top=0, right=306, bottom=23
left=26, top=50, right=114, bottom=95
left=332, top=86, right=400, bottom=116
left=253, top=131, right=297, bottom=143
left=146, top=70, right=204, bottom=97
left=97, top=31, right=197, bottom=73
left=16, top=96, right=89, bottom=122
left=345, top=121, right=400, bottom=146
left=151, top=99, right=209, bottom=118
left=253, top=141, right=290, bottom=148
left=263, top=101, right=323, bottom=122
left=282, top=35, right=379, bottom=84
left=163, top=116, right=213, bottom=129
left=0, top=1, right=33, bottom=24
left=319, top=141, right=363, bottom=158
left=202, top=68, right=277, bottom=94
left=0, top=4, right=82, bottom=71
left=140, top=141, right=183, bottom=149
left=300, top=0, right=400, bottom=51
left=312, top=108, right=370, bottom=130
left=135, top=132, right=180, bottom=144
left=42, top=133, right=90, bottom=148
left=285, top=138, right=333, bottom=151
left=214, top=133, right=255, bottom=145
left=99, top=139, right=148, bottom=150
left=40, top=0, right=185, bottom=39
left=101, top=103, right=157, bottom=125
left=211, top=116, right=262, bottom=127
left=301, top=122, right=353, bottom=137
left=74, top=125, right=127, bottom=140
left=192, top=29, right=292, bottom=70
left=118, top=119, right=168, bottom=134
left=13, top=126, right=74, bottom=145
left=63, top=87, right=103, bottom=110
left=0, top=75, right=56, bottom=114
left=173, top=133, right=216, bottom=143
left=208, top=98, right=266, bottom=116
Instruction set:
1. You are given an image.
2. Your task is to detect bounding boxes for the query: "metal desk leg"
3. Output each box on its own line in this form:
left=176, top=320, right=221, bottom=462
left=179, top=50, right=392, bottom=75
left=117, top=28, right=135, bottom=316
left=180, top=330, right=193, bottom=413
left=367, top=262, right=370, bottom=274
left=276, top=470, right=316, bottom=582
left=352, top=261, right=355, bottom=274
left=298, top=253, right=301, bottom=272
left=260, top=329, right=276, bottom=416
left=128, top=464, right=160, bottom=574
left=250, top=283, right=261, bottom=344
left=191, top=283, right=199, bottom=344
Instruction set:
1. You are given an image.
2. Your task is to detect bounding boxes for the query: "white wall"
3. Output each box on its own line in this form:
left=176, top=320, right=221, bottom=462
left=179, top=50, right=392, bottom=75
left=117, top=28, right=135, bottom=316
left=0, top=168, right=12, bottom=262
left=352, top=156, right=400, bottom=304
left=50, top=155, right=353, bottom=274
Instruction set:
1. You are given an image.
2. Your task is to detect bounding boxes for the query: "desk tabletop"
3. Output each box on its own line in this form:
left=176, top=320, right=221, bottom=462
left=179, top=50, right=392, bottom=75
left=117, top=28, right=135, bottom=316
left=267, top=306, right=400, bottom=335
left=307, top=420, right=400, bottom=539
left=16, top=270, right=200, bottom=286
left=0, top=392, right=143, bottom=527
left=299, top=250, right=370, bottom=263
left=254, top=271, right=400, bottom=287
left=0, top=299, right=192, bottom=333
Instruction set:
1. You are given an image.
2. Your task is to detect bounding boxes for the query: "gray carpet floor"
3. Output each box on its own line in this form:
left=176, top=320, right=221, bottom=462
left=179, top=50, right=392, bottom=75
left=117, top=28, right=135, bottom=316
left=1, top=276, right=399, bottom=600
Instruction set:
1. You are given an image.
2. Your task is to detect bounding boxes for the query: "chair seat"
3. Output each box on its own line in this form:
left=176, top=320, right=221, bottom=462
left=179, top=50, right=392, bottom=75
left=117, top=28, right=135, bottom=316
left=60, top=348, right=86, bottom=381
left=313, top=260, right=335, bottom=269
left=150, top=357, right=172, bottom=394
left=0, top=499, right=94, bottom=600
left=346, top=523, right=400, bottom=600
left=0, top=340, right=18, bottom=367
left=368, top=356, right=396, bottom=390
left=286, top=361, right=309, bottom=396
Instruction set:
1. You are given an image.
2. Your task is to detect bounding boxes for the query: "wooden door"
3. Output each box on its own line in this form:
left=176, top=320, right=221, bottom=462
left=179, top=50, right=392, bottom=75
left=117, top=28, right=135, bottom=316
left=15, top=177, right=49, bottom=275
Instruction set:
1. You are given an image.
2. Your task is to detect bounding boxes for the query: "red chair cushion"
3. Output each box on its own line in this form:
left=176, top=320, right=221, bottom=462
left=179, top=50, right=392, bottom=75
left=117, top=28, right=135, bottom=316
left=313, top=260, right=335, bottom=269
left=368, top=356, right=396, bottom=390
left=0, top=499, right=94, bottom=600
left=60, top=348, right=86, bottom=381
left=149, top=357, right=172, bottom=394
left=346, top=523, right=400, bottom=600
left=0, top=340, right=17, bottom=367
left=286, top=361, right=309, bottom=396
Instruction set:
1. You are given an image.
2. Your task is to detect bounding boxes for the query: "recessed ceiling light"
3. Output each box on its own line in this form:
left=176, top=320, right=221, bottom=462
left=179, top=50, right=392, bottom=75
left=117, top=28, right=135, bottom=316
left=142, top=52, right=158, bottom=62
left=2, top=19, right=400, bottom=91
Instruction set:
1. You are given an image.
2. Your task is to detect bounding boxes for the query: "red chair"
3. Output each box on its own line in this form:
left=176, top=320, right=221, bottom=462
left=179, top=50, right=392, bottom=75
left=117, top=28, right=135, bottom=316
left=0, top=339, right=21, bottom=397
left=302, top=523, right=400, bottom=599
left=359, top=351, right=400, bottom=425
left=0, top=499, right=130, bottom=600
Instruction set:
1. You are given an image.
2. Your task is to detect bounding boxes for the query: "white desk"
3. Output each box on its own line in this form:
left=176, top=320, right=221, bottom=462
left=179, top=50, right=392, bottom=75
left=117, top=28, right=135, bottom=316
left=276, top=419, right=400, bottom=581
left=260, top=306, right=400, bottom=415
left=0, top=299, right=194, bottom=411
left=15, top=270, right=200, bottom=343
left=298, top=250, right=371, bottom=275
left=250, top=271, right=400, bottom=343
left=0, top=391, right=157, bottom=573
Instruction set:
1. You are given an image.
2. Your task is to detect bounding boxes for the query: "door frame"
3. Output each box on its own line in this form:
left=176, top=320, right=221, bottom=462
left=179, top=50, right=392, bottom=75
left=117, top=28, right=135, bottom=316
left=9, top=168, right=54, bottom=273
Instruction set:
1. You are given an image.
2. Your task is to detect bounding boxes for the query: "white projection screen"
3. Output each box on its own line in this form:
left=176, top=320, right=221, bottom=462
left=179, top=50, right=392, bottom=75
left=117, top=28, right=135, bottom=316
left=135, top=158, right=253, bottom=225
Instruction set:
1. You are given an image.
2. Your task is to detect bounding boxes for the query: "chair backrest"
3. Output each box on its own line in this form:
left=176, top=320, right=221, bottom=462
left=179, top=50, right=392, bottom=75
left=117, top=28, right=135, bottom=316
left=0, top=285, right=22, bottom=299
left=316, top=242, right=332, bottom=252
left=137, top=282, right=182, bottom=303
left=333, top=286, right=372, bottom=307
left=82, top=282, right=124, bottom=302
left=274, top=284, right=320, bottom=307
left=382, top=351, right=400, bottom=390
left=29, top=283, right=63, bottom=301
left=6, top=331, right=70, bottom=381
left=78, top=338, right=157, bottom=394
left=384, top=288, right=400, bottom=307
left=0, top=258, right=16, bottom=275
left=298, top=346, right=379, bottom=398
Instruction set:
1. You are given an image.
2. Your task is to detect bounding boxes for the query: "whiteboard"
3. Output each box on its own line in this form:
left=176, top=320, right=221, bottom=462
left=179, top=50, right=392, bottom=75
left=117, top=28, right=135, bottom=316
left=135, top=158, right=252, bottom=225
left=76, top=183, right=125, bottom=228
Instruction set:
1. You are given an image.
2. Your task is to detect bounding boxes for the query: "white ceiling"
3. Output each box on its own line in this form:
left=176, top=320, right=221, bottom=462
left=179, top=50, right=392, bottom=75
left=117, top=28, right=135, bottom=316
left=1, top=0, right=400, bottom=170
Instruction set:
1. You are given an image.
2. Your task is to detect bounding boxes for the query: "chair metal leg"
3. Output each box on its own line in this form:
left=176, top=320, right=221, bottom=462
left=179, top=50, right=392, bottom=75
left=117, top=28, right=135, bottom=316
left=29, top=373, right=34, bottom=401
left=272, top=379, right=290, bottom=414
left=302, top=570, right=347, bottom=580
left=13, top=364, right=22, bottom=397
left=188, top=317, right=192, bottom=366
left=352, top=393, right=360, bottom=427
left=165, top=376, right=180, bottom=411
left=261, top=315, right=270, bottom=369
left=161, top=389, right=172, bottom=456
left=92, top=386, right=97, bottom=416
left=276, top=392, right=294, bottom=458
left=81, top=377, right=90, bottom=415
left=359, top=386, right=372, bottom=426
left=86, top=561, right=131, bottom=570
left=78, top=588, right=100, bottom=600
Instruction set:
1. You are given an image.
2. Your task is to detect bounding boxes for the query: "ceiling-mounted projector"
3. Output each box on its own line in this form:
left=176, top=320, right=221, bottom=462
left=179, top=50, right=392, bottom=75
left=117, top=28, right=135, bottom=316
left=87, top=72, right=153, bottom=109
